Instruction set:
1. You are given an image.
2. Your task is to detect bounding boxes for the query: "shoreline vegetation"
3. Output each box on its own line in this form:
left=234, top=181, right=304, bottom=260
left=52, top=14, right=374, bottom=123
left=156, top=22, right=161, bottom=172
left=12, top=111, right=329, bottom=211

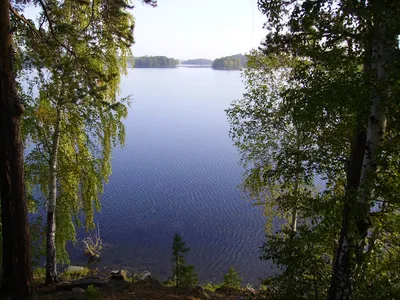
left=33, top=233, right=264, bottom=299
left=127, top=55, right=248, bottom=70
left=33, top=266, right=262, bottom=300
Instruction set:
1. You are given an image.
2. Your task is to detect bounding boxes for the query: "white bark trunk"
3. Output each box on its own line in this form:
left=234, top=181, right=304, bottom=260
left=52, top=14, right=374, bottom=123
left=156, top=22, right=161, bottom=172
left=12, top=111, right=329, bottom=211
left=291, top=129, right=300, bottom=233
left=329, top=20, right=395, bottom=300
left=45, top=108, right=61, bottom=284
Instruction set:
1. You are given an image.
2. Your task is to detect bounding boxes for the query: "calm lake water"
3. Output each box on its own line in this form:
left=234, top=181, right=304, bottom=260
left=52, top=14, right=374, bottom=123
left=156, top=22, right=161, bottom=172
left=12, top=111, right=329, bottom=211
left=72, top=67, right=271, bottom=284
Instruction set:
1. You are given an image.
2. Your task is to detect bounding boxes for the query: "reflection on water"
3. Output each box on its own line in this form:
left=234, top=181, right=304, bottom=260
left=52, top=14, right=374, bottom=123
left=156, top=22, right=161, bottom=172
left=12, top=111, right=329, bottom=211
left=71, top=68, right=271, bottom=284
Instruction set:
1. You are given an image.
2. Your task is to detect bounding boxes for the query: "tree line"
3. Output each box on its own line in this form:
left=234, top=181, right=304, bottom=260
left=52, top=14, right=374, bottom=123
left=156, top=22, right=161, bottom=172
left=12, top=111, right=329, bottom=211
left=211, top=54, right=247, bottom=70
left=181, top=59, right=212, bottom=66
left=130, top=56, right=179, bottom=68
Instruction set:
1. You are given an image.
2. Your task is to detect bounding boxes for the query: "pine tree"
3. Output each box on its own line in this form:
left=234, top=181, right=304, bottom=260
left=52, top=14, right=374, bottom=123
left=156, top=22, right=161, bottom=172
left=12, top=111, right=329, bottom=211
left=223, top=266, right=242, bottom=289
left=171, top=233, right=198, bottom=288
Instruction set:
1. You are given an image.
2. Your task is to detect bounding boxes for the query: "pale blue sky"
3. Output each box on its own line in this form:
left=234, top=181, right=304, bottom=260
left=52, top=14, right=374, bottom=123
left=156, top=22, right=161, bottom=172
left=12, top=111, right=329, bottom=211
left=23, top=0, right=267, bottom=60
left=132, top=0, right=266, bottom=60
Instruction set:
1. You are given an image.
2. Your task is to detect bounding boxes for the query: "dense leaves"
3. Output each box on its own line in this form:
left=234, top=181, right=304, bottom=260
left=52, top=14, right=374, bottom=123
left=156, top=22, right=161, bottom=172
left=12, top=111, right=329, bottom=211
left=10, top=0, right=155, bottom=285
left=227, top=0, right=400, bottom=298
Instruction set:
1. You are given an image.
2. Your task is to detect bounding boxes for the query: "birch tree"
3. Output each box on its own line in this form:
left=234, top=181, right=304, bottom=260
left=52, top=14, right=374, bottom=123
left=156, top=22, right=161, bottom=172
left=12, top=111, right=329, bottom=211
left=18, top=0, right=156, bottom=285
left=228, top=1, right=400, bottom=298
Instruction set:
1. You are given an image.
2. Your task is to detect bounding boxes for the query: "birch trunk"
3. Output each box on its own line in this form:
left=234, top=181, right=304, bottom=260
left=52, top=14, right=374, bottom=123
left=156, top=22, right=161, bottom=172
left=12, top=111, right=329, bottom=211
left=45, top=108, right=62, bottom=284
left=328, top=20, right=394, bottom=300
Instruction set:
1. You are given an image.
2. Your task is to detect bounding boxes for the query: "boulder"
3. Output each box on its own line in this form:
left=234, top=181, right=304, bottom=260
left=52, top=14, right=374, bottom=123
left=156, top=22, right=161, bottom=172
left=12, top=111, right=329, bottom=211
left=136, top=270, right=151, bottom=281
left=110, top=270, right=124, bottom=281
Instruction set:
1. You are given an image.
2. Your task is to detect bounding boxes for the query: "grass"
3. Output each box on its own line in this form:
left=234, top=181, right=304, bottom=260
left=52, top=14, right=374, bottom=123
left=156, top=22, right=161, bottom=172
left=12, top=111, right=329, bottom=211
left=202, top=281, right=222, bottom=292
left=59, top=267, right=91, bottom=281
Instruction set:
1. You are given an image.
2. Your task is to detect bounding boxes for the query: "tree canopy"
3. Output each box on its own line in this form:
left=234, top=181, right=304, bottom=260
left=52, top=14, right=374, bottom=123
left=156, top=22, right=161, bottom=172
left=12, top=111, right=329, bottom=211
left=212, top=54, right=247, bottom=70
left=227, top=0, right=400, bottom=299
left=1, top=0, right=157, bottom=296
left=131, top=56, right=179, bottom=68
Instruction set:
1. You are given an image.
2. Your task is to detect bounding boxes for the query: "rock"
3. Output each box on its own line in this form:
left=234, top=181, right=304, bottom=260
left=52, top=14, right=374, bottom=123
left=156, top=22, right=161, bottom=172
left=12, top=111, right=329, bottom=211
left=110, top=270, right=124, bottom=280
left=66, top=266, right=85, bottom=272
left=71, top=287, right=84, bottom=293
left=136, top=270, right=151, bottom=281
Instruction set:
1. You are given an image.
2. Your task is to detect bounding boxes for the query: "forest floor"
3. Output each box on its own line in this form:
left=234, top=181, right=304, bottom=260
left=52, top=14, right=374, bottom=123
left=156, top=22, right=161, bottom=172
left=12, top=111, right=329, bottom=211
left=34, top=275, right=269, bottom=300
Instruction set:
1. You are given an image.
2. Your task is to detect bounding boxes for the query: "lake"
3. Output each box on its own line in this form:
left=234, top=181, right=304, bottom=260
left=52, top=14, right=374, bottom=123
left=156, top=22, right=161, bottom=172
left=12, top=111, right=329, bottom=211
left=72, top=67, right=271, bottom=285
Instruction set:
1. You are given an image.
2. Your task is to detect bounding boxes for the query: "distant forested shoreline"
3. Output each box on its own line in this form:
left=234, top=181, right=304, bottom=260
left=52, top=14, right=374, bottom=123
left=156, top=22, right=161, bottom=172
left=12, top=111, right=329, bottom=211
left=181, top=59, right=212, bottom=66
left=211, top=54, right=247, bottom=70
left=129, top=56, right=179, bottom=68
left=127, top=55, right=248, bottom=70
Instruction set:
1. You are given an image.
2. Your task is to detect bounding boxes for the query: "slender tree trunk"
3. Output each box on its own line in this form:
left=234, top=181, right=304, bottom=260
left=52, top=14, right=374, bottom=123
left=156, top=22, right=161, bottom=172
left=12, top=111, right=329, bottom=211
left=328, top=17, right=394, bottom=300
left=0, top=0, right=33, bottom=298
left=291, top=130, right=300, bottom=233
left=45, top=108, right=61, bottom=284
left=328, top=126, right=366, bottom=300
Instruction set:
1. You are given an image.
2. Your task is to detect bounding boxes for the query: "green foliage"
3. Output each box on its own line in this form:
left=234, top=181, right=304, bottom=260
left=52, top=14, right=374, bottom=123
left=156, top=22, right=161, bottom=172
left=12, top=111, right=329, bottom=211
left=20, top=0, right=135, bottom=264
left=84, top=285, right=102, bottom=300
left=132, top=56, right=179, bottom=68
left=171, top=233, right=198, bottom=288
left=60, top=267, right=91, bottom=281
left=212, top=54, right=247, bottom=70
left=202, top=282, right=222, bottom=292
left=222, top=266, right=242, bottom=289
left=33, top=268, right=46, bottom=283
left=227, top=0, right=400, bottom=297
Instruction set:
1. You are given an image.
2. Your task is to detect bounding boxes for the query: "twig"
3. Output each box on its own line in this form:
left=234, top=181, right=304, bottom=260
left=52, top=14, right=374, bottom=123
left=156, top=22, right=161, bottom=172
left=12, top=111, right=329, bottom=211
left=9, top=4, right=45, bottom=43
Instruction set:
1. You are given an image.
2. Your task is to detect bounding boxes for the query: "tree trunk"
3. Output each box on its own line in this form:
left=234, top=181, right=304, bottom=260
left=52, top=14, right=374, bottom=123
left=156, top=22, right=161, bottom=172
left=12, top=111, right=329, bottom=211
left=328, top=126, right=366, bottom=300
left=0, top=0, right=34, bottom=298
left=45, top=108, right=61, bottom=284
left=328, top=17, right=394, bottom=300
left=291, top=130, right=300, bottom=233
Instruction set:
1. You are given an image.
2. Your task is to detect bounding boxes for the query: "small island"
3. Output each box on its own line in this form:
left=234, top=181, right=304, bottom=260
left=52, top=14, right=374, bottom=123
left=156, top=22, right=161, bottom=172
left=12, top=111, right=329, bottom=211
left=130, top=56, right=179, bottom=68
left=181, top=59, right=213, bottom=67
left=211, top=54, right=247, bottom=70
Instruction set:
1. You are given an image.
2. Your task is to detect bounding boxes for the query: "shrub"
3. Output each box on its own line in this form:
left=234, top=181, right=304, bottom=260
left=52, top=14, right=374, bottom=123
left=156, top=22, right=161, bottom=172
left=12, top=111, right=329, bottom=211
left=84, top=285, right=102, bottom=300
